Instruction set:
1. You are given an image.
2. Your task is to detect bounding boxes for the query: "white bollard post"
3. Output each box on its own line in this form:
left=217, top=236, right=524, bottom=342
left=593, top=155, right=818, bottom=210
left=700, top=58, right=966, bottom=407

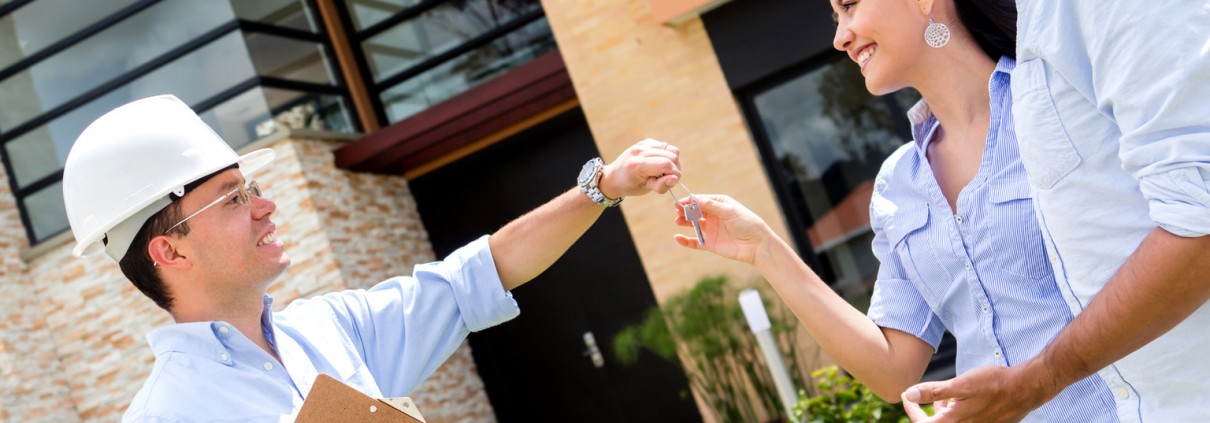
left=739, top=289, right=798, bottom=421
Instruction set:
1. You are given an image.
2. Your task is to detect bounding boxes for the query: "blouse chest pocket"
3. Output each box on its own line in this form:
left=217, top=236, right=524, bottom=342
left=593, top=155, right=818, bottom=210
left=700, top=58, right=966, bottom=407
left=885, top=205, right=954, bottom=306
left=1011, top=59, right=1082, bottom=190
left=985, top=181, right=1051, bottom=280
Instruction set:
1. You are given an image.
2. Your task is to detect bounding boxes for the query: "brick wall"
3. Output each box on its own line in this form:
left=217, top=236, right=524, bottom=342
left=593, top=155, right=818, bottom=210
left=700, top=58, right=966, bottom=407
left=0, top=155, right=79, bottom=422
left=541, top=1, right=831, bottom=420
left=540, top=0, right=793, bottom=301
left=1, top=136, right=496, bottom=422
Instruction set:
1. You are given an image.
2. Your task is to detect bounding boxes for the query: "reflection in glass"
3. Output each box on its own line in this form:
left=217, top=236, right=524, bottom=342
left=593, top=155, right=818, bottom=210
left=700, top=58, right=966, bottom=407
left=361, top=0, right=542, bottom=82
left=0, top=0, right=236, bottom=131
left=2, top=31, right=256, bottom=189
left=246, top=33, right=335, bottom=85
left=0, top=0, right=137, bottom=70
left=345, top=0, right=420, bottom=31
left=752, top=59, right=919, bottom=306
left=231, top=0, right=317, bottom=32
left=24, top=180, right=68, bottom=242
left=3, top=124, right=57, bottom=188
left=200, top=86, right=354, bottom=149
left=380, top=17, right=554, bottom=123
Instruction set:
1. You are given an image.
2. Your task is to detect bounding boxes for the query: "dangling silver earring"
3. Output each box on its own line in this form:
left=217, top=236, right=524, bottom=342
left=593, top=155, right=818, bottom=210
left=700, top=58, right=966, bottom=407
left=924, top=14, right=951, bottom=48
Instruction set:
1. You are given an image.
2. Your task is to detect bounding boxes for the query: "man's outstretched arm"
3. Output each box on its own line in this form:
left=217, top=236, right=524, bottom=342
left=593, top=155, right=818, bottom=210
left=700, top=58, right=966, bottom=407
left=902, top=229, right=1210, bottom=422
left=489, top=139, right=681, bottom=290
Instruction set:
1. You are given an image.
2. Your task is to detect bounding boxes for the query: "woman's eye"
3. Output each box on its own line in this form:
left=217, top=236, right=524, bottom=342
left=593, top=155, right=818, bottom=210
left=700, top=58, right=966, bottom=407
left=842, top=1, right=856, bottom=11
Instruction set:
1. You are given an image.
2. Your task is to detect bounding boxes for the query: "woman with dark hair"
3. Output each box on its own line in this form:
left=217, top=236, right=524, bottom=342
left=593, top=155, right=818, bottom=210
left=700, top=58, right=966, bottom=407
left=672, top=0, right=1118, bottom=420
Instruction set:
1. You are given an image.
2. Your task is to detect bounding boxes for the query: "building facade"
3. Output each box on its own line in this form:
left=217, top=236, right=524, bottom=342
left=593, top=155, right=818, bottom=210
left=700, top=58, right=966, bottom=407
left=0, top=0, right=953, bottom=421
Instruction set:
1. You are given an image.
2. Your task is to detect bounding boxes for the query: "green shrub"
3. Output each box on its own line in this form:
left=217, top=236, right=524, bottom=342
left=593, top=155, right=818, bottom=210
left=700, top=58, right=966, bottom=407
left=612, top=275, right=811, bottom=422
left=792, top=365, right=924, bottom=423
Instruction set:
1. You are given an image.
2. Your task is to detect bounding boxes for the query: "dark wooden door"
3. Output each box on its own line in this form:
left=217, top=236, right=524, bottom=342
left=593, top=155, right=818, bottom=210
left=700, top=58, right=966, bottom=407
left=410, top=109, right=701, bottom=422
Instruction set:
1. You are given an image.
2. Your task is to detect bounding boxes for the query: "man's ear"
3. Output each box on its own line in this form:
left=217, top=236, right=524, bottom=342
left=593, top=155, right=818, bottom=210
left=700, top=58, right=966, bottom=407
left=915, top=0, right=935, bottom=17
left=148, top=235, right=190, bottom=270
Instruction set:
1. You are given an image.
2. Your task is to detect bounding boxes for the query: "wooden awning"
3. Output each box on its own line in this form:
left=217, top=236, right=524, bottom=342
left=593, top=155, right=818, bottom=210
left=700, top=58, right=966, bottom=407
left=334, top=51, right=576, bottom=175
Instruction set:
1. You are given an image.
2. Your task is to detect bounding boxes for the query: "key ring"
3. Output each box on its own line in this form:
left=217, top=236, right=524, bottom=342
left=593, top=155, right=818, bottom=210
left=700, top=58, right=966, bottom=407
left=668, top=182, right=706, bottom=245
left=667, top=182, right=695, bottom=203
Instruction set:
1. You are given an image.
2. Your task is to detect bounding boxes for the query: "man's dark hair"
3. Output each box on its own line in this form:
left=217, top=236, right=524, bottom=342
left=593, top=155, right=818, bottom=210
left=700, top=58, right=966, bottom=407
left=115, top=164, right=237, bottom=312
left=956, top=0, right=1017, bottom=60
left=119, top=202, right=188, bottom=312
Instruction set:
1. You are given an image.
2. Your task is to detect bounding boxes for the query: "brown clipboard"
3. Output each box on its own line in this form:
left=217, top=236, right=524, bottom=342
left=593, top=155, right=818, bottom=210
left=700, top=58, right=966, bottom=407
left=296, top=373, right=427, bottom=423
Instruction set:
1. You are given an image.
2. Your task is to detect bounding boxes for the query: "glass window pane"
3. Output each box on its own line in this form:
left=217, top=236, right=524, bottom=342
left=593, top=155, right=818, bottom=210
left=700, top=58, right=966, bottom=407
left=751, top=59, right=918, bottom=303
left=3, top=123, right=58, bottom=188
left=198, top=87, right=354, bottom=149
left=362, top=0, right=542, bottom=82
left=3, top=30, right=256, bottom=189
left=199, top=87, right=272, bottom=149
left=262, top=88, right=354, bottom=134
left=246, top=33, right=335, bottom=85
left=231, top=0, right=318, bottom=32
left=380, top=17, right=554, bottom=123
left=23, top=180, right=68, bottom=242
left=0, top=0, right=236, bottom=131
left=345, top=0, right=420, bottom=31
left=0, top=0, right=138, bottom=69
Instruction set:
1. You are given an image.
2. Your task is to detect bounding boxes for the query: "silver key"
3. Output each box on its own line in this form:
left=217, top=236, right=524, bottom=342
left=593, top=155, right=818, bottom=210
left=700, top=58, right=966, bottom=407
left=669, top=183, right=705, bottom=245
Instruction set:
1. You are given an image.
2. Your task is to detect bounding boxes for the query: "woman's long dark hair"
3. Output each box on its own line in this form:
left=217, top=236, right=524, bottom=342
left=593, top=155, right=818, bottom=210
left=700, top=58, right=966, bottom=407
left=955, top=0, right=1017, bottom=59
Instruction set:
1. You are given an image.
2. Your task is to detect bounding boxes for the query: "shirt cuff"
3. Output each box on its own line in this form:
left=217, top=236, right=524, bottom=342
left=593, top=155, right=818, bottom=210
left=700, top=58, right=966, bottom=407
left=867, top=278, right=945, bottom=351
left=416, top=235, right=520, bottom=332
left=1140, top=167, right=1210, bottom=237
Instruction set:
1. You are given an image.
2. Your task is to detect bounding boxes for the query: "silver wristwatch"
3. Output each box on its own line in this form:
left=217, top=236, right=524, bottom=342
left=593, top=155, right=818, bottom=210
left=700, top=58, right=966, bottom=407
left=577, top=157, right=622, bottom=207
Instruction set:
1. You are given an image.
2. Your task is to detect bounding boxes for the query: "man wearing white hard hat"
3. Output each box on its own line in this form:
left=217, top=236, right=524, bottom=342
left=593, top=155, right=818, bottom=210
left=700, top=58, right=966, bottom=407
left=62, top=95, right=683, bottom=422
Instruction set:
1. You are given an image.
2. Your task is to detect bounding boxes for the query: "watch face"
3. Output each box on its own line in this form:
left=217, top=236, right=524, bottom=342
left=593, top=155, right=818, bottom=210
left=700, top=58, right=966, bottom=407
left=578, top=161, right=596, bottom=185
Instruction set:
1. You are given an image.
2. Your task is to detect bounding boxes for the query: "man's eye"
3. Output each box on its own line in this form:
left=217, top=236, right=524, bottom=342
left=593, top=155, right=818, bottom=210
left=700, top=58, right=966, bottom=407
left=842, top=1, right=857, bottom=11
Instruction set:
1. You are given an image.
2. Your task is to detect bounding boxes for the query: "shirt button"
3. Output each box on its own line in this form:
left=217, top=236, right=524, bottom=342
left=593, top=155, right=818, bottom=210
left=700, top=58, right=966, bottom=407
left=981, top=305, right=990, bottom=313
left=1117, top=387, right=1131, bottom=400
left=994, top=350, right=1002, bottom=357
left=1048, top=251, right=1058, bottom=262
left=955, top=215, right=964, bottom=224
left=219, top=353, right=229, bottom=362
left=965, top=261, right=972, bottom=270
left=263, top=362, right=274, bottom=371
left=218, top=326, right=229, bottom=335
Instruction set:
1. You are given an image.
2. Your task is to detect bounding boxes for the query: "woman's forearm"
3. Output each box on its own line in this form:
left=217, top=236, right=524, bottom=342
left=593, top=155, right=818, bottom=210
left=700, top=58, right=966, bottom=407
left=753, top=232, right=933, bottom=401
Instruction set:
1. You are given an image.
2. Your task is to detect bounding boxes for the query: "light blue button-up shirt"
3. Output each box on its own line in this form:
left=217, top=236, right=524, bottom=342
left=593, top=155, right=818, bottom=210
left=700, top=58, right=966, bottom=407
left=122, top=236, right=520, bottom=422
left=1013, top=2, right=1210, bottom=421
left=867, top=57, right=1117, bottom=422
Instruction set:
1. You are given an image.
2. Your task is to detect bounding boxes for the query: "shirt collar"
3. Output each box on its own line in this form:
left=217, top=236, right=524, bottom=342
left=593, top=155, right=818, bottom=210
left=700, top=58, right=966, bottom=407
left=146, top=294, right=278, bottom=364
left=906, top=55, right=1016, bottom=153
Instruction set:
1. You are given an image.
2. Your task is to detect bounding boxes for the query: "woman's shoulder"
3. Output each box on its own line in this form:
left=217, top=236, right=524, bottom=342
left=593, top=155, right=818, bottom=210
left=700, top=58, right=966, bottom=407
left=873, top=141, right=920, bottom=192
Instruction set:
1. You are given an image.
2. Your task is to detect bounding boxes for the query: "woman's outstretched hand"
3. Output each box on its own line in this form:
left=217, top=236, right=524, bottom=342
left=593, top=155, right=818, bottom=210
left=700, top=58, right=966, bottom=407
left=673, top=194, right=774, bottom=265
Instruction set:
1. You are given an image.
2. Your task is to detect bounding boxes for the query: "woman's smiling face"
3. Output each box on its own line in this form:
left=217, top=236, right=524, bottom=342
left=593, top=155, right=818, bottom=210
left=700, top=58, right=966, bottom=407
left=829, top=0, right=934, bottom=95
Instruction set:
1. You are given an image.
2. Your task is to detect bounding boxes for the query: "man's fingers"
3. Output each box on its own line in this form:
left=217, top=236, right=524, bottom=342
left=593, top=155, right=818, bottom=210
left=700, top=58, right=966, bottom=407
left=648, top=174, right=680, bottom=194
left=904, top=381, right=960, bottom=404
left=901, top=392, right=932, bottom=422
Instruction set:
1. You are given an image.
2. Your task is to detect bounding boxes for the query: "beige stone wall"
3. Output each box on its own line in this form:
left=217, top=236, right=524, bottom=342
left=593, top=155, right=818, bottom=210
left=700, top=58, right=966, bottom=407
left=0, top=155, right=79, bottom=422
left=540, top=0, right=792, bottom=302
left=1, top=136, right=496, bottom=422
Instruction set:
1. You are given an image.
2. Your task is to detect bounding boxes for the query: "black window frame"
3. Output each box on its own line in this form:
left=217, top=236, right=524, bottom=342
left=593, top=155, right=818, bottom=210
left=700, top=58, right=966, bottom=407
left=333, top=0, right=549, bottom=126
left=735, top=50, right=915, bottom=282
left=0, top=0, right=358, bottom=245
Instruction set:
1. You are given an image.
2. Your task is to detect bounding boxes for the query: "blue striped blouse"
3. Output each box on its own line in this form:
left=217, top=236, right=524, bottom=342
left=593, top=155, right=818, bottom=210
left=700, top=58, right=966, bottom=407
left=866, top=57, right=1117, bottom=422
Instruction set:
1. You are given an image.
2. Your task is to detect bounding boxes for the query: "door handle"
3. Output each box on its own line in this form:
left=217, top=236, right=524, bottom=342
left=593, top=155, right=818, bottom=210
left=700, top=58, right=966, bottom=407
left=582, top=331, right=605, bottom=368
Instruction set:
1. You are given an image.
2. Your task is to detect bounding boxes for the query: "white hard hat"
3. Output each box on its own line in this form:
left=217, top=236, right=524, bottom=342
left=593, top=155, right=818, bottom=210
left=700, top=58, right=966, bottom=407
left=63, top=94, right=275, bottom=261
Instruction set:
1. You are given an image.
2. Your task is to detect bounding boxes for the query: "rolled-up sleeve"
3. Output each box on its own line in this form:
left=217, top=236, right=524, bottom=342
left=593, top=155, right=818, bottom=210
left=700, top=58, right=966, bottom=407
left=866, top=165, right=945, bottom=350
left=1084, top=2, right=1210, bottom=237
left=317, top=235, right=520, bottom=396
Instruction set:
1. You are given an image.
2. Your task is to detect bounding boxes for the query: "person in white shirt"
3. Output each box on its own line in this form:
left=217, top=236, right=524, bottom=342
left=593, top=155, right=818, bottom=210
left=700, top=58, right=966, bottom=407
left=902, top=1, right=1210, bottom=422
